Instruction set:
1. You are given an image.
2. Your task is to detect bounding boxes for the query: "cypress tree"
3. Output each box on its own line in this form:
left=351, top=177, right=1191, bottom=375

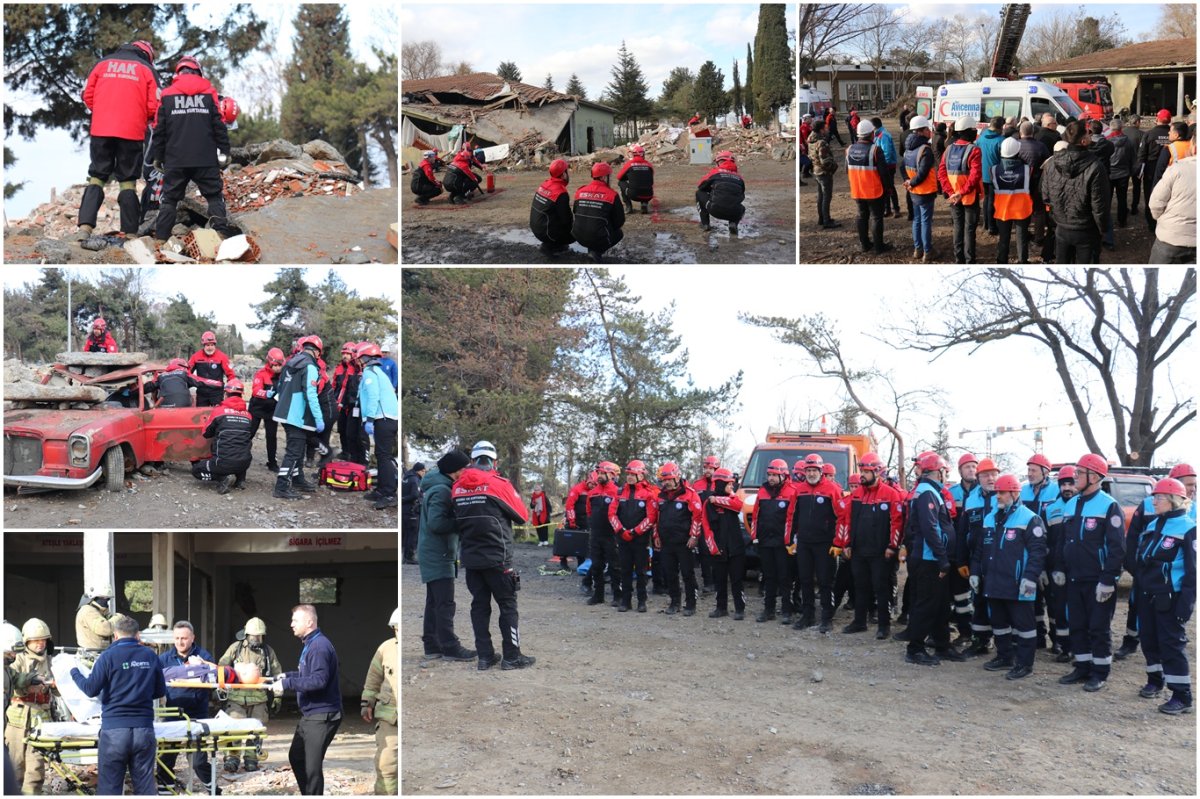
left=745, top=43, right=757, bottom=120
left=732, top=60, right=743, bottom=117
left=752, top=4, right=794, bottom=131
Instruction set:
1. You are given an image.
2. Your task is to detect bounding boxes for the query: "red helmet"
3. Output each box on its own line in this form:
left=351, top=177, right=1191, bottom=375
left=859, top=452, right=884, bottom=471
left=168, top=358, right=188, bottom=371
left=625, top=459, right=647, bottom=476
left=201, top=331, right=217, bottom=344
left=175, top=56, right=203, bottom=76
left=822, top=463, right=836, bottom=476
left=803, top=454, right=824, bottom=469
left=629, top=144, right=645, bottom=158
left=1157, top=109, right=1172, bottom=123
left=703, top=455, right=721, bottom=469
left=131, top=40, right=155, bottom=62
left=976, top=458, right=999, bottom=474
left=356, top=342, right=382, bottom=358
left=1027, top=453, right=1052, bottom=470
left=958, top=453, right=978, bottom=469
left=766, top=458, right=789, bottom=476
left=716, top=150, right=736, bottom=166
left=848, top=474, right=861, bottom=486
left=266, top=347, right=285, bottom=366
left=92, top=317, right=107, bottom=332
left=657, top=462, right=681, bottom=481
left=591, top=162, right=612, bottom=179
left=1075, top=453, right=1109, bottom=477
left=341, top=341, right=357, bottom=355
left=1168, top=463, right=1196, bottom=479
left=218, top=96, right=240, bottom=126
left=713, top=467, right=734, bottom=482
left=1152, top=477, right=1187, bottom=498
left=1056, top=465, right=1076, bottom=481
left=587, top=470, right=599, bottom=483
left=298, top=335, right=323, bottom=354
left=597, top=460, right=620, bottom=477
left=914, top=451, right=942, bottom=472
left=549, top=159, right=569, bottom=179
left=792, top=460, right=806, bottom=475
left=994, top=474, right=1022, bottom=493
left=224, top=379, right=244, bottom=394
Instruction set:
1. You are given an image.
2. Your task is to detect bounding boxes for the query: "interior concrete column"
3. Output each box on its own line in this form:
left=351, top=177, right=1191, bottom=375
left=1177, top=71, right=1185, bottom=117
left=152, top=532, right=176, bottom=625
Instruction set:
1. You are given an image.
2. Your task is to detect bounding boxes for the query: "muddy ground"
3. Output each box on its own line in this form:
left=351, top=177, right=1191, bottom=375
left=4, top=433, right=397, bottom=530
left=800, top=117, right=1155, bottom=265
left=401, top=160, right=796, bottom=265
left=402, top=541, right=1196, bottom=795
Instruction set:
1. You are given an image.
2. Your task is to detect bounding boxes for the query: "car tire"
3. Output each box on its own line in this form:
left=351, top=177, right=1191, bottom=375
left=103, top=446, right=125, bottom=492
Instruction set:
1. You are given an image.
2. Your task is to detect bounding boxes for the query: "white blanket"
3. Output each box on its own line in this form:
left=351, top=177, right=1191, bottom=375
left=33, top=711, right=265, bottom=742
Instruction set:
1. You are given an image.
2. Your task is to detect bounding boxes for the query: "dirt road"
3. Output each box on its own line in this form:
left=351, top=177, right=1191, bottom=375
left=402, top=542, right=1196, bottom=795
left=800, top=118, right=1154, bottom=264
left=4, top=435, right=397, bottom=530
left=401, top=160, right=796, bottom=264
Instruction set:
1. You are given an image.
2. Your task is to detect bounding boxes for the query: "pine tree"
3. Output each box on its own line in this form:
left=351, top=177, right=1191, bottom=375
left=543, top=73, right=554, bottom=91
left=752, top=4, right=794, bottom=131
left=692, top=61, right=728, bottom=124
left=497, top=61, right=522, bottom=82
left=745, top=43, right=756, bottom=120
left=932, top=414, right=951, bottom=461
left=565, top=73, right=586, bottom=99
left=604, top=41, right=651, bottom=140
left=732, top=60, right=743, bottom=118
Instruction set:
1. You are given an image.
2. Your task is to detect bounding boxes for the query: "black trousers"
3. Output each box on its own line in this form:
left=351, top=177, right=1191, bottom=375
left=851, top=555, right=891, bottom=629
left=759, top=546, right=792, bottom=615
left=982, top=183, right=998, bottom=234
left=88, top=135, right=144, bottom=183
left=338, top=408, right=367, bottom=464
left=854, top=197, right=884, bottom=251
left=1055, top=226, right=1101, bottom=264
left=949, top=201, right=980, bottom=263
left=972, top=577, right=993, bottom=642
left=1137, top=589, right=1192, bottom=696
left=465, top=566, right=520, bottom=660
left=422, top=577, right=461, bottom=654
left=949, top=569, right=974, bottom=636
left=906, top=560, right=950, bottom=654
left=712, top=554, right=746, bottom=612
left=996, top=217, right=1030, bottom=264
left=281, top=424, right=309, bottom=477
left=796, top=541, right=834, bottom=620
left=882, top=164, right=900, bottom=214
left=155, top=165, right=227, bottom=241
left=1111, top=176, right=1129, bottom=225
left=619, top=180, right=653, bottom=207
left=402, top=516, right=418, bottom=558
left=1048, top=580, right=1070, bottom=651
left=249, top=408, right=278, bottom=465
left=833, top=556, right=855, bottom=607
left=695, top=543, right=714, bottom=588
left=589, top=531, right=619, bottom=601
left=617, top=537, right=649, bottom=606
left=1066, top=580, right=1117, bottom=679
left=372, top=417, right=398, bottom=498
left=288, top=713, right=341, bottom=795
left=1143, top=172, right=1157, bottom=231
left=190, top=457, right=249, bottom=483
left=988, top=598, right=1036, bottom=668
left=696, top=190, right=745, bottom=224
left=661, top=541, right=697, bottom=609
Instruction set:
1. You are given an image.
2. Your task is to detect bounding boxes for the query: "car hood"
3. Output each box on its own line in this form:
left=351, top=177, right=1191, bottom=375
left=5, top=407, right=138, bottom=440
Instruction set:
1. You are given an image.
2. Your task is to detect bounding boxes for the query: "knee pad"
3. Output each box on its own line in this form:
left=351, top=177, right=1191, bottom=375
left=87, top=176, right=106, bottom=187
left=119, top=181, right=136, bottom=192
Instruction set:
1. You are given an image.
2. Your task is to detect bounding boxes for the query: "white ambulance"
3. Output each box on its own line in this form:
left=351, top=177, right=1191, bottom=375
left=798, top=85, right=833, bottom=118
left=919, top=77, right=1085, bottom=128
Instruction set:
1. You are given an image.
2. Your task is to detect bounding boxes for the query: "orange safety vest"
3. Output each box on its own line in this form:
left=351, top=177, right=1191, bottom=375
left=846, top=141, right=883, bottom=200
left=944, top=142, right=978, bottom=205
left=904, top=143, right=939, bottom=195
left=1166, top=139, right=1190, bottom=169
left=991, top=160, right=1033, bottom=221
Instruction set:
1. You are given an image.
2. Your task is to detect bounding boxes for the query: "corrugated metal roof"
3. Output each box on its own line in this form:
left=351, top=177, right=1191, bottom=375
left=402, top=72, right=573, bottom=106
left=1023, top=38, right=1195, bottom=76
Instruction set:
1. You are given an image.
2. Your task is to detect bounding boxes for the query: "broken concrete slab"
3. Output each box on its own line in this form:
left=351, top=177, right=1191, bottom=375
left=123, top=236, right=157, bottom=264
left=255, top=139, right=303, bottom=163
left=302, top=139, right=346, bottom=163
left=54, top=352, right=148, bottom=367
left=158, top=250, right=197, bottom=263
left=657, top=144, right=679, bottom=155
left=216, top=235, right=251, bottom=262
left=4, top=384, right=109, bottom=403
left=34, top=238, right=72, bottom=263
left=190, top=228, right=223, bottom=260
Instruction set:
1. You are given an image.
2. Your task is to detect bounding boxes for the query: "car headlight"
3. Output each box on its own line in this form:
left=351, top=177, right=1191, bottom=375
left=69, top=435, right=90, bottom=466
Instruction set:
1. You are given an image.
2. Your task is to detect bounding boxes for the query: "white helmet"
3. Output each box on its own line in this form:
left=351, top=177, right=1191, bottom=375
left=1, top=622, right=24, bottom=654
left=909, top=115, right=931, bottom=131
left=471, top=440, right=498, bottom=460
left=149, top=613, right=168, bottom=629
left=956, top=115, right=977, bottom=132
left=856, top=119, right=876, bottom=137
left=389, top=608, right=400, bottom=627
left=22, top=618, right=51, bottom=641
left=87, top=583, right=113, bottom=600
left=1000, top=137, right=1022, bottom=158
left=1053, top=140, right=1069, bottom=152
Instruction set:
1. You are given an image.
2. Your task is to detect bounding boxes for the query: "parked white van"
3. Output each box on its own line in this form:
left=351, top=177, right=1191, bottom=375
left=921, top=77, right=1086, bottom=128
left=798, top=85, right=833, bottom=118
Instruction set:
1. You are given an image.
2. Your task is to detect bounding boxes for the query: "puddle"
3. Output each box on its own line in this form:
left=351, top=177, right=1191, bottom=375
left=664, top=206, right=760, bottom=238
left=651, top=232, right=698, bottom=264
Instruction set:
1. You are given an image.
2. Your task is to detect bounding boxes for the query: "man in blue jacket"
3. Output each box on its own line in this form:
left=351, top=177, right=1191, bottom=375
left=70, top=616, right=166, bottom=796
left=272, top=335, right=325, bottom=500
left=358, top=341, right=399, bottom=511
left=156, top=621, right=217, bottom=792
left=270, top=604, right=342, bottom=796
left=378, top=345, right=398, bottom=390
left=978, top=117, right=1005, bottom=236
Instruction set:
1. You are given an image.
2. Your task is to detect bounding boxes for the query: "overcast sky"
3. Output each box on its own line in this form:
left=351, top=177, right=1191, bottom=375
left=2, top=266, right=396, bottom=349
left=891, top=1, right=1174, bottom=40
left=4, top=2, right=396, bottom=219
left=402, top=1, right=797, bottom=110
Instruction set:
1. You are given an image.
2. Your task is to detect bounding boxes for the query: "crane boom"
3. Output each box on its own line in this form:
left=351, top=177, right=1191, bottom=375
left=991, top=3, right=1032, bottom=79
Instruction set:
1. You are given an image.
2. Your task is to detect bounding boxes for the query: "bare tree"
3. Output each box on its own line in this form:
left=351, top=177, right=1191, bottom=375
left=941, top=14, right=981, bottom=81
left=798, top=4, right=876, bottom=82
left=402, top=40, right=443, bottom=81
left=853, top=5, right=902, bottom=110
left=895, top=269, right=1196, bottom=467
left=891, top=21, right=937, bottom=99
left=1159, top=4, right=1197, bottom=38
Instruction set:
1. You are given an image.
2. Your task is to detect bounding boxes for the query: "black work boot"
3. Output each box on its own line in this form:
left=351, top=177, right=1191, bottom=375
left=1114, top=636, right=1139, bottom=660
left=273, top=475, right=301, bottom=500
left=292, top=471, right=318, bottom=492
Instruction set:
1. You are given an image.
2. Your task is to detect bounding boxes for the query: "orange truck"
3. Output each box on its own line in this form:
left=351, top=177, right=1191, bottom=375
left=738, top=431, right=872, bottom=529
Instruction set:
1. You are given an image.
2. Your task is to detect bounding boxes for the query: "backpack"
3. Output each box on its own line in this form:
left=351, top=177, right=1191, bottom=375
left=319, top=459, right=374, bottom=491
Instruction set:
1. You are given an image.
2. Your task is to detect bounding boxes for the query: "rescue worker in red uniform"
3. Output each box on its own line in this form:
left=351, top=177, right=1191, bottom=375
left=191, top=380, right=254, bottom=494
left=790, top=454, right=844, bottom=632
left=85, top=317, right=119, bottom=353
left=79, top=40, right=161, bottom=236
left=249, top=348, right=285, bottom=473
left=655, top=462, right=703, bottom=616
left=696, top=151, right=745, bottom=236
left=146, top=357, right=218, bottom=407
left=530, top=486, right=552, bottom=547
left=443, top=147, right=486, bottom=204
left=333, top=342, right=365, bottom=465
left=411, top=150, right=443, bottom=205
left=847, top=120, right=892, bottom=255
left=750, top=459, right=795, bottom=623
left=152, top=57, right=236, bottom=242
left=702, top=468, right=746, bottom=618
left=616, top=144, right=655, bottom=214
left=938, top=115, right=983, bottom=264
left=610, top=461, right=659, bottom=612
left=693, top=456, right=721, bottom=593
left=834, top=453, right=903, bottom=639
left=586, top=462, right=621, bottom=607
left=529, top=159, right=574, bottom=256
left=572, top=162, right=625, bottom=262
left=564, top=471, right=596, bottom=580
left=188, top=331, right=236, bottom=407
left=992, top=137, right=1035, bottom=264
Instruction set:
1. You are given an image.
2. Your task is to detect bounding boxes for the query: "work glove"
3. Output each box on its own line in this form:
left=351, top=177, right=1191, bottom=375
left=361, top=701, right=376, bottom=723
left=843, top=546, right=852, bottom=560
left=315, top=419, right=325, bottom=434
left=1019, top=578, right=1038, bottom=599
left=686, top=535, right=698, bottom=549
left=957, top=565, right=970, bottom=579
left=1038, top=571, right=1049, bottom=589
left=1095, top=583, right=1115, bottom=603
left=898, top=546, right=907, bottom=563
left=884, top=547, right=896, bottom=560
left=829, top=546, right=843, bottom=558
left=270, top=697, right=282, bottom=715
left=786, top=543, right=797, bottom=556
left=217, top=151, right=230, bottom=167
left=969, top=575, right=980, bottom=592
left=1052, top=571, right=1066, bottom=586
left=153, top=159, right=163, bottom=172
left=266, top=389, right=274, bottom=399
left=269, top=677, right=285, bottom=696
left=364, top=420, right=375, bottom=436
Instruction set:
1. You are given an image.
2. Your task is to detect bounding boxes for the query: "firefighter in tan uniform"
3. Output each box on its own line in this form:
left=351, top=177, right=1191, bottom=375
left=5, top=619, right=56, bottom=793
left=75, top=585, right=116, bottom=653
left=2, top=622, right=25, bottom=728
left=217, top=617, right=282, bottom=772
left=361, top=609, right=398, bottom=795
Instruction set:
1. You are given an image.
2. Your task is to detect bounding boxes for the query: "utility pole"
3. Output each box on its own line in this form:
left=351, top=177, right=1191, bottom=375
left=67, top=273, right=72, bottom=352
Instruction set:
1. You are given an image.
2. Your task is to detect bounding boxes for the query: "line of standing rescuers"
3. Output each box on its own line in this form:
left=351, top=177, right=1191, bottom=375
left=563, top=451, right=1196, bottom=715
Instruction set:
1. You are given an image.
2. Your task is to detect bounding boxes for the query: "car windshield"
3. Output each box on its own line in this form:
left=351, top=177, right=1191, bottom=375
left=1098, top=87, right=1113, bottom=108
left=742, top=448, right=850, bottom=489
left=1107, top=479, right=1151, bottom=507
left=1055, top=93, right=1084, bottom=118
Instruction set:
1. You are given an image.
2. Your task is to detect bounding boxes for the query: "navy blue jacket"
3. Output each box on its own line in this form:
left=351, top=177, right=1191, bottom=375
left=974, top=503, right=1047, bottom=600
left=1136, top=509, right=1196, bottom=609
left=71, top=637, right=166, bottom=729
left=957, top=485, right=995, bottom=565
left=159, top=644, right=215, bottom=719
left=908, top=477, right=954, bottom=570
left=1056, top=488, right=1125, bottom=585
left=283, top=629, right=342, bottom=716
left=1020, top=479, right=1060, bottom=518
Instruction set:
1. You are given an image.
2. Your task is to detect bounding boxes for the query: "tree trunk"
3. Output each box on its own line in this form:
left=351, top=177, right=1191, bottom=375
left=358, top=127, right=372, bottom=190
left=373, top=123, right=399, bottom=187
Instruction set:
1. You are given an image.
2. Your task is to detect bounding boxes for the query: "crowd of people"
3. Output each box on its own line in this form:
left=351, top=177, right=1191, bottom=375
left=801, top=104, right=1196, bottom=264
left=408, top=444, right=1195, bottom=716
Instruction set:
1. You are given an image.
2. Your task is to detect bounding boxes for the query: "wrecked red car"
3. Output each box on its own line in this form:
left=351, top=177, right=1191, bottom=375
left=4, top=363, right=213, bottom=493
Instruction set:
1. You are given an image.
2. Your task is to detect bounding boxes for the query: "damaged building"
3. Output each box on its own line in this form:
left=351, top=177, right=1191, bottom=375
left=401, top=72, right=616, bottom=165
